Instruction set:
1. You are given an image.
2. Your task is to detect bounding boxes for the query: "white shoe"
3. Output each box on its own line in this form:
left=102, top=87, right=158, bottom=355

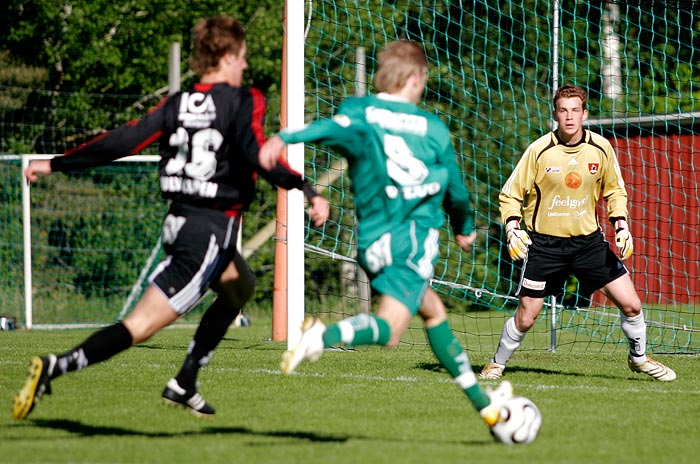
left=628, top=356, right=676, bottom=382
left=479, top=361, right=505, bottom=380
left=480, top=380, right=513, bottom=427
left=280, top=317, right=326, bottom=375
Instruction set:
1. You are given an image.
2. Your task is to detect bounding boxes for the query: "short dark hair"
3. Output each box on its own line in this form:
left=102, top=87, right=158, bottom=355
left=553, top=84, right=587, bottom=110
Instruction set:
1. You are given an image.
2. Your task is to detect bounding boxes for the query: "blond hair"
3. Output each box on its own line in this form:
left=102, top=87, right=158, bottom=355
left=374, top=41, right=428, bottom=93
left=190, top=15, right=246, bottom=75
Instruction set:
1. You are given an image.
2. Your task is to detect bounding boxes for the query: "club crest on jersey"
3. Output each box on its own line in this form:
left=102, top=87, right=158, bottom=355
left=588, top=163, right=599, bottom=174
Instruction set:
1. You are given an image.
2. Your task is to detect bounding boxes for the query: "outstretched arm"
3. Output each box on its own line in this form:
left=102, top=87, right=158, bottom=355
left=259, top=107, right=362, bottom=172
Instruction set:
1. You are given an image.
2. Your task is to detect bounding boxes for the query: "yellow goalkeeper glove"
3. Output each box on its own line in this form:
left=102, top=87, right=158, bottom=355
left=505, top=220, right=531, bottom=261
left=614, top=219, right=634, bottom=261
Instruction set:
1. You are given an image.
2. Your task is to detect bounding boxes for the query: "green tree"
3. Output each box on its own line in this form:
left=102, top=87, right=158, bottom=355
left=0, top=0, right=284, bottom=94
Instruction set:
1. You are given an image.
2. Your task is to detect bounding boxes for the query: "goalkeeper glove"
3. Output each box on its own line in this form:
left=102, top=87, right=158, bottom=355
left=505, top=220, right=531, bottom=261
left=614, top=218, right=633, bottom=261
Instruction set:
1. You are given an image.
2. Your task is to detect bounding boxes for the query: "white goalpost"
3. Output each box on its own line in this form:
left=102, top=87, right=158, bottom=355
left=278, top=0, right=373, bottom=348
left=18, top=154, right=161, bottom=330
left=278, top=0, right=307, bottom=349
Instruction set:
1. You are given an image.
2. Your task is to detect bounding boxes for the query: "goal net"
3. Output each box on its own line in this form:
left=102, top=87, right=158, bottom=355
left=294, top=0, right=700, bottom=355
left=2, top=1, right=699, bottom=355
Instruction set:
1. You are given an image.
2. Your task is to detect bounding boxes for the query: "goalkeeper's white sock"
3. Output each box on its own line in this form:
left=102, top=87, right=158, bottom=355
left=493, top=317, right=525, bottom=366
left=620, top=311, right=647, bottom=363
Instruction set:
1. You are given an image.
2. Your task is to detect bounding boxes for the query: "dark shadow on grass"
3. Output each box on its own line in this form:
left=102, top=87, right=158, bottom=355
left=134, top=340, right=276, bottom=352
left=415, top=361, right=625, bottom=381
left=23, top=419, right=349, bottom=443
left=20, top=418, right=494, bottom=446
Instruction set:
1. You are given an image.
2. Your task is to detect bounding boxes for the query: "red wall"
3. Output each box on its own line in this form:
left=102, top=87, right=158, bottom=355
left=596, top=133, right=700, bottom=305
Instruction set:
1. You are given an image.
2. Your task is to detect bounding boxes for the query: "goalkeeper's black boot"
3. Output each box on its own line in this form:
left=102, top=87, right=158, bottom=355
left=161, top=378, right=215, bottom=417
left=13, top=355, right=56, bottom=420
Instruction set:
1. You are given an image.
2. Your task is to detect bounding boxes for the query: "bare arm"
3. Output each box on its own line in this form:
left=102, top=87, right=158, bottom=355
left=258, top=135, right=286, bottom=171
left=23, top=160, right=53, bottom=183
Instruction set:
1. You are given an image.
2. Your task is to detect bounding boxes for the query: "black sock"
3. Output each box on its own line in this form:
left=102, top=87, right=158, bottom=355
left=52, top=322, right=133, bottom=379
left=174, top=298, right=240, bottom=390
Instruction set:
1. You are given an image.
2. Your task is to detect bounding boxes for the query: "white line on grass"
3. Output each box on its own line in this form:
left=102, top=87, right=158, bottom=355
left=202, top=365, right=700, bottom=396
left=2, top=359, right=697, bottom=396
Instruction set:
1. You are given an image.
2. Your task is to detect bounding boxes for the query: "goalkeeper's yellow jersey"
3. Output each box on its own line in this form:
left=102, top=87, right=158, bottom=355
left=500, top=129, right=628, bottom=238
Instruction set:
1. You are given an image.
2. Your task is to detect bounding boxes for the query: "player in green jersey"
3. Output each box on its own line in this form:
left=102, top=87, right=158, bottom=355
left=259, top=40, right=514, bottom=432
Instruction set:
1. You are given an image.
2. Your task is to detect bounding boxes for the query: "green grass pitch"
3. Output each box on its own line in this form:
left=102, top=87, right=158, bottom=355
left=1, top=321, right=698, bottom=464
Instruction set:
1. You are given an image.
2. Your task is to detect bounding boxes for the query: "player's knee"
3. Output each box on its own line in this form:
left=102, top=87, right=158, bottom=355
left=217, top=271, right=256, bottom=308
left=222, top=288, right=254, bottom=310
left=514, top=313, right=536, bottom=332
left=236, top=270, right=256, bottom=304
left=620, top=303, right=642, bottom=317
left=238, top=275, right=256, bottom=306
left=616, top=293, right=642, bottom=317
left=123, top=319, right=158, bottom=344
left=515, top=299, right=544, bottom=331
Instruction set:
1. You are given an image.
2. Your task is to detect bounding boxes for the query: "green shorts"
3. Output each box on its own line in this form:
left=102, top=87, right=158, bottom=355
left=357, top=221, right=440, bottom=315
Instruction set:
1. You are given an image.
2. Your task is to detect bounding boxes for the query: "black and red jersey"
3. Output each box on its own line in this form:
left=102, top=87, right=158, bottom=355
left=51, top=83, right=306, bottom=216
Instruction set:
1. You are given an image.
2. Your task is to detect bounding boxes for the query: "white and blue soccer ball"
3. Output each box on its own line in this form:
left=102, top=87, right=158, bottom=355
left=490, top=395, right=542, bottom=445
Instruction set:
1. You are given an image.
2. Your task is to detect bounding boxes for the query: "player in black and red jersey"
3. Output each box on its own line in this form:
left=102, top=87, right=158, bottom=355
left=13, top=14, right=329, bottom=420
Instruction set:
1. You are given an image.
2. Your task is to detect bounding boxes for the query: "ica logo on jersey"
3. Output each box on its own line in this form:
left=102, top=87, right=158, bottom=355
left=178, top=92, right=217, bottom=129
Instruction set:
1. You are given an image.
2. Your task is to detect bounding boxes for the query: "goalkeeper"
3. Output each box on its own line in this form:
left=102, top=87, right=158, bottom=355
left=13, top=14, right=329, bottom=421
left=259, top=40, right=514, bottom=433
left=480, top=83, right=676, bottom=382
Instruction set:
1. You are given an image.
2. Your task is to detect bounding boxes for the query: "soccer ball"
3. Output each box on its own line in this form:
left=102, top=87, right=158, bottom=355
left=233, top=312, right=251, bottom=328
left=490, top=396, right=542, bottom=445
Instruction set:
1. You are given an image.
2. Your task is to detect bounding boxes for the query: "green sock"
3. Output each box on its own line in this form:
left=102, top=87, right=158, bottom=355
left=322, top=314, right=390, bottom=347
left=426, top=320, right=490, bottom=411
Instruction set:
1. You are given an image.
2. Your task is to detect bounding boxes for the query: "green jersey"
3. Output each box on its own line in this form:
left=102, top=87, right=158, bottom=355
left=279, top=93, right=474, bottom=248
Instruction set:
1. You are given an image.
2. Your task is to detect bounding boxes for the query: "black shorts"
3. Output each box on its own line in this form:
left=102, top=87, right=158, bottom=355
left=149, top=203, right=239, bottom=315
left=516, top=230, right=628, bottom=299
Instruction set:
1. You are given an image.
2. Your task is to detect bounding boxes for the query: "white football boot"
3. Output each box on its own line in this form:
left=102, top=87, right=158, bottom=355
left=628, top=356, right=676, bottom=381
left=280, top=317, right=326, bottom=375
left=479, top=361, right=506, bottom=380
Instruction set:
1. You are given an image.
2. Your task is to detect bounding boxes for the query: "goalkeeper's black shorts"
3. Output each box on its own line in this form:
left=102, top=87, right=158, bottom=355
left=150, top=202, right=240, bottom=315
left=515, top=229, right=627, bottom=299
